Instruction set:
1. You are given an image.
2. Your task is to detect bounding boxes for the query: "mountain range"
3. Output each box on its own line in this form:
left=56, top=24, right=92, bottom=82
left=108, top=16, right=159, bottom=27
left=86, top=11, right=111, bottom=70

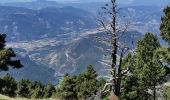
left=0, top=0, right=165, bottom=84
left=0, top=6, right=95, bottom=41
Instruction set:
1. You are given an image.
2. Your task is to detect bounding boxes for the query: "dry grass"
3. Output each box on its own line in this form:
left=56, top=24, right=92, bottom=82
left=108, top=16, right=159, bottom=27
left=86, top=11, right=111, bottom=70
left=0, top=94, right=59, bottom=100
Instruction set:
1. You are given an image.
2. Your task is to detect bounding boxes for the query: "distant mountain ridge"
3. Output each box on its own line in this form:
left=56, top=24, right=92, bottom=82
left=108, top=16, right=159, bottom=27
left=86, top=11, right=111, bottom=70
left=0, top=5, right=95, bottom=41
left=125, top=0, right=170, bottom=6
left=1, top=0, right=61, bottom=10
left=0, top=5, right=162, bottom=42
left=1, top=0, right=169, bottom=11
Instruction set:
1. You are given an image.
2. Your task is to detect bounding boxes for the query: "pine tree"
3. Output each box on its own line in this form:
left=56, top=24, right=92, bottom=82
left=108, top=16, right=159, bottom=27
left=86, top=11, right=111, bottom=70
left=159, top=6, right=170, bottom=100
left=0, top=34, right=22, bottom=71
left=120, top=54, right=139, bottom=99
left=159, top=6, right=170, bottom=66
left=120, top=33, right=168, bottom=99
left=43, top=83, right=56, bottom=98
left=83, top=65, right=98, bottom=80
left=160, top=6, right=170, bottom=44
left=76, top=65, right=98, bottom=99
left=154, top=48, right=170, bottom=72
left=58, top=74, right=77, bottom=100
left=0, top=78, right=4, bottom=93
left=1, top=74, right=17, bottom=97
left=135, top=33, right=166, bottom=99
left=120, top=6, right=170, bottom=99
left=17, top=79, right=32, bottom=98
left=57, top=65, right=104, bottom=100
left=31, top=81, right=45, bottom=99
left=163, top=86, right=170, bottom=100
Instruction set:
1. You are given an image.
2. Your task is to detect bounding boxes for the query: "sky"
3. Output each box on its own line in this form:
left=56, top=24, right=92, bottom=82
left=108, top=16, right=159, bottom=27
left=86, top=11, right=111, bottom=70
left=0, top=0, right=169, bottom=5
left=0, top=0, right=143, bottom=3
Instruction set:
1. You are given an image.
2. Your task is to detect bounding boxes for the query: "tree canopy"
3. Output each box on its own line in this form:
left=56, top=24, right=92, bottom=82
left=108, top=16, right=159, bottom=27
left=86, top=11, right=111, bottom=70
left=160, top=6, right=170, bottom=44
left=121, top=33, right=168, bottom=99
left=0, top=34, right=22, bottom=71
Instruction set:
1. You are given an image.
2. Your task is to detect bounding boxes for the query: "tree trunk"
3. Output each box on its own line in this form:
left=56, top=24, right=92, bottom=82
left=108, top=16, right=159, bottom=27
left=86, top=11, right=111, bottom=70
left=153, top=86, right=156, bottom=100
left=110, top=0, right=118, bottom=96
left=115, top=49, right=124, bottom=96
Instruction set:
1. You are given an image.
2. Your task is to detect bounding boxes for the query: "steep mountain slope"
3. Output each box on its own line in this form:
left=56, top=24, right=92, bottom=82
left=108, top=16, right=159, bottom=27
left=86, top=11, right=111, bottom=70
left=7, top=31, right=142, bottom=79
left=0, top=55, right=58, bottom=84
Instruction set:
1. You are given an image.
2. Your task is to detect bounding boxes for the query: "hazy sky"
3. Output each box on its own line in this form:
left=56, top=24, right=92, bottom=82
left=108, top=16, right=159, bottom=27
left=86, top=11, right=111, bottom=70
left=0, top=0, right=144, bottom=3
left=0, top=0, right=169, bottom=5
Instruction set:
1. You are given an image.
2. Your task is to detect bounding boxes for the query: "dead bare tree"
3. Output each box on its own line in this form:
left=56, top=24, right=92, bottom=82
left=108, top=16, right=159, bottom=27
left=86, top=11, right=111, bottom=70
left=97, top=0, right=134, bottom=97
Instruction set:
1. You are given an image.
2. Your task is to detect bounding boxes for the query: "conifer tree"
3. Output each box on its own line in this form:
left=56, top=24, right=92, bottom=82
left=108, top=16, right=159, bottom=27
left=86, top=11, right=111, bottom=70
left=159, top=6, right=170, bottom=66
left=17, top=79, right=32, bottom=98
left=76, top=65, right=98, bottom=99
left=160, top=6, right=170, bottom=44
left=83, top=65, right=98, bottom=80
left=134, top=33, right=166, bottom=99
left=120, top=54, right=139, bottom=99
left=159, top=6, right=170, bottom=100
left=57, top=65, right=104, bottom=100
left=123, top=33, right=166, bottom=100
left=31, top=81, right=44, bottom=99
left=58, top=74, right=77, bottom=100
left=43, top=83, right=56, bottom=98
left=0, top=34, right=22, bottom=71
left=0, top=78, right=4, bottom=93
left=1, top=74, right=17, bottom=97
